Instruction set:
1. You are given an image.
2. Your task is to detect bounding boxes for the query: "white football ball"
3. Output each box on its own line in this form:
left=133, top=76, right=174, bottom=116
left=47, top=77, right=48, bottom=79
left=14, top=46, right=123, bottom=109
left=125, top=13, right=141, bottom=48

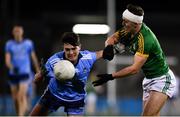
left=53, top=60, right=75, bottom=80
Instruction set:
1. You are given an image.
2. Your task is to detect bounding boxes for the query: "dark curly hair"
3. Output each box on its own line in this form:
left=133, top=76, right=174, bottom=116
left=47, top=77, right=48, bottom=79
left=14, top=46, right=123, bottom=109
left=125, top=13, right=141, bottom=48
left=127, top=4, right=144, bottom=16
left=61, top=32, right=81, bottom=46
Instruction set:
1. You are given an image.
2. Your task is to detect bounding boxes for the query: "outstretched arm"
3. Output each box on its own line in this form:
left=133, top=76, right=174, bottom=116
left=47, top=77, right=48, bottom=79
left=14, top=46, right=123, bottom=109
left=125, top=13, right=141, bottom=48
left=103, top=29, right=132, bottom=61
left=92, top=53, right=147, bottom=86
left=34, top=58, right=48, bottom=83
left=101, top=32, right=120, bottom=61
left=112, top=54, right=147, bottom=78
left=96, top=50, right=103, bottom=60
left=105, top=32, right=119, bottom=46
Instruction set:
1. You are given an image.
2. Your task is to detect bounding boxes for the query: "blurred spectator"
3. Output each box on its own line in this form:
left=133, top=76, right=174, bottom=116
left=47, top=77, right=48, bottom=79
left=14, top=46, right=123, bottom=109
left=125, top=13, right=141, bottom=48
left=5, top=25, right=40, bottom=116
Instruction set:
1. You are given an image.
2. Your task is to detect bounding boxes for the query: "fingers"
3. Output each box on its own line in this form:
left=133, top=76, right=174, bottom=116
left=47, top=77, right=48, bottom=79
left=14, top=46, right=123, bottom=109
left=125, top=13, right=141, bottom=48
left=92, top=81, right=100, bottom=87
left=93, top=74, right=105, bottom=86
left=96, top=74, right=105, bottom=77
left=93, top=83, right=99, bottom=87
left=92, top=78, right=104, bottom=86
left=96, top=74, right=101, bottom=77
left=93, top=73, right=112, bottom=86
left=92, top=80, right=97, bottom=84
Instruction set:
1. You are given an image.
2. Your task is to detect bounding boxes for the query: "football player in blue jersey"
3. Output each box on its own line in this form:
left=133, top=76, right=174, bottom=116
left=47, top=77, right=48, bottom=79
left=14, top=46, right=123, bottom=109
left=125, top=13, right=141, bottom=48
left=29, top=32, right=103, bottom=116
left=5, top=25, right=40, bottom=116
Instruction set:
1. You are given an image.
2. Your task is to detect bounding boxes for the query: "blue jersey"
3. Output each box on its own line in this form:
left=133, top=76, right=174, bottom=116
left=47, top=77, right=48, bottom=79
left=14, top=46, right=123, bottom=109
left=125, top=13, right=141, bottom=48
left=5, top=39, right=34, bottom=75
left=45, top=50, right=97, bottom=102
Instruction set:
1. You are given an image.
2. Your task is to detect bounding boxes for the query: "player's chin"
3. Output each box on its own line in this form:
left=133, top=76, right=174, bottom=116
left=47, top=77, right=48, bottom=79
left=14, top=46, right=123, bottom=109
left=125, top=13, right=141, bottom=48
left=66, top=57, right=77, bottom=63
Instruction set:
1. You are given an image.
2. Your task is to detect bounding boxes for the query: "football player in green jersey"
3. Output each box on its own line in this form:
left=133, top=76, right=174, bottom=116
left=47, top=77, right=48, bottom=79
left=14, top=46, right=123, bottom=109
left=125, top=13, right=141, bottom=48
left=92, top=4, right=176, bottom=116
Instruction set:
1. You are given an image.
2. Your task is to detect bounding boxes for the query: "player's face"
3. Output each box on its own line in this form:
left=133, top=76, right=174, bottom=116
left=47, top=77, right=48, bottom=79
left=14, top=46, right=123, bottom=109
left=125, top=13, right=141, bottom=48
left=63, top=43, right=80, bottom=64
left=122, top=18, right=138, bottom=34
left=12, top=26, right=24, bottom=41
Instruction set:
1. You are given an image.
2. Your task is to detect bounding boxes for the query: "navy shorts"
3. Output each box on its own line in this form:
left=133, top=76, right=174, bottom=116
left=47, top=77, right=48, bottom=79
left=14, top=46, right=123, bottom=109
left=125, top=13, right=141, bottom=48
left=38, top=88, right=85, bottom=115
left=8, top=74, right=30, bottom=85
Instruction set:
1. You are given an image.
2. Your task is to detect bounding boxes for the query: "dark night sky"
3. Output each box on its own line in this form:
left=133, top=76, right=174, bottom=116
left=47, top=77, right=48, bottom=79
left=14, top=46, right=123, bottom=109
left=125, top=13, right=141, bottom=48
left=2, top=0, right=179, bottom=20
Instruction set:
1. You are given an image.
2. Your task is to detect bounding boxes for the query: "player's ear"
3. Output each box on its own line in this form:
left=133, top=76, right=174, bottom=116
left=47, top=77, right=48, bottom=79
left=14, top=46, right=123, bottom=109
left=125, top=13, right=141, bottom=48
left=77, top=44, right=81, bottom=50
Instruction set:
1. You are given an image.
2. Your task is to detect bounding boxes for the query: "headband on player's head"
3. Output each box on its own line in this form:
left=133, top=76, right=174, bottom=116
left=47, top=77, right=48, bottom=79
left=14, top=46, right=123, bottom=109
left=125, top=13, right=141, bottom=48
left=122, top=9, right=143, bottom=23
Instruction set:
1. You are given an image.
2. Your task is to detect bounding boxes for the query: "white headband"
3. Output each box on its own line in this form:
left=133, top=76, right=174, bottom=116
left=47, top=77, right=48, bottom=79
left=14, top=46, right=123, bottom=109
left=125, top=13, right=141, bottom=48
left=122, top=9, right=143, bottom=23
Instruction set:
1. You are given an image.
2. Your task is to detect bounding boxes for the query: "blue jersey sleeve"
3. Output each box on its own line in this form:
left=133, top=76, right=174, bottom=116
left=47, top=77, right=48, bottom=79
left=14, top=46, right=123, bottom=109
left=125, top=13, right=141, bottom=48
left=89, top=51, right=97, bottom=61
left=82, top=50, right=97, bottom=62
left=45, top=61, right=55, bottom=80
left=26, top=39, right=35, bottom=54
left=5, top=40, right=12, bottom=53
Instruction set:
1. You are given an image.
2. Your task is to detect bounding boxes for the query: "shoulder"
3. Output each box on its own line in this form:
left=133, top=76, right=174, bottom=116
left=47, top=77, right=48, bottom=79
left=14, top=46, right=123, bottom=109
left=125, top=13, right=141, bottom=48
left=80, top=50, right=95, bottom=56
left=140, top=23, right=157, bottom=39
left=139, top=24, right=157, bottom=44
left=6, top=39, right=14, bottom=44
left=47, top=51, right=64, bottom=65
left=5, top=39, right=15, bottom=47
left=136, top=24, right=158, bottom=53
left=24, top=38, right=34, bottom=44
left=80, top=50, right=96, bottom=60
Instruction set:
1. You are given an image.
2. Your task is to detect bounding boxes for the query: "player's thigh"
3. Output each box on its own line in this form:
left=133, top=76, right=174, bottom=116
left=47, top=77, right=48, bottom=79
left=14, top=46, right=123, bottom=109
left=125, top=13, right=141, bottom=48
left=66, top=106, right=84, bottom=116
left=10, top=85, right=19, bottom=98
left=64, top=99, right=85, bottom=116
left=29, top=103, right=49, bottom=116
left=142, top=90, right=168, bottom=116
left=19, top=82, right=29, bottom=96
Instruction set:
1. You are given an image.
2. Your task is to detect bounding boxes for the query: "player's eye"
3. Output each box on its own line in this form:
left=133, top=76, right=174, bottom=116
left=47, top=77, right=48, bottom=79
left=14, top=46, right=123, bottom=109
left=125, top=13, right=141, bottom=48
left=71, top=48, right=76, bottom=51
left=65, top=48, right=76, bottom=51
left=65, top=48, right=70, bottom=51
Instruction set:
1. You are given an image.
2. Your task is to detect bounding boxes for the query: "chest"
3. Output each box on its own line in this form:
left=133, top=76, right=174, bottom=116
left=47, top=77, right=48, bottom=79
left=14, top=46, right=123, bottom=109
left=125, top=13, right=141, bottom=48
left=10, top=43, right=30, bottom=55
left=75, top=61, right=91, bottom=79
left=127, top=41, right=139, bottom=54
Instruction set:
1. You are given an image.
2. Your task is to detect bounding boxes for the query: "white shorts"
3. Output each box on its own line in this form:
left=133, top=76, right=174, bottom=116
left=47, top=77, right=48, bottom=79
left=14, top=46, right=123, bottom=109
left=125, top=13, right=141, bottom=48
left=142, top=69, right=176, bottom=101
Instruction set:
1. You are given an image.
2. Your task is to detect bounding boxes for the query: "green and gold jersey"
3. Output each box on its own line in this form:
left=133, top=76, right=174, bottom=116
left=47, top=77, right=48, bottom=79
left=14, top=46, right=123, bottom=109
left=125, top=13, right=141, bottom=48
left=119, top=23, right=169, bottom=78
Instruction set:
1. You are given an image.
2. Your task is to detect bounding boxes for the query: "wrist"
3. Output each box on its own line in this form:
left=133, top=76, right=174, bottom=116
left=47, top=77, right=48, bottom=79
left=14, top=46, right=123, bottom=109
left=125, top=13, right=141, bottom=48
left=109, top=74, right=114, bottom=80
left=34, top=72, right=44, bottom=83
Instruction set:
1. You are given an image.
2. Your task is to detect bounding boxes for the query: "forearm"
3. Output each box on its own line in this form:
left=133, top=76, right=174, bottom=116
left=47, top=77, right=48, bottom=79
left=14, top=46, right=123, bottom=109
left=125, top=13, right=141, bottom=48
left=5, top=53, right=13, bottom=70
left=96, top=50, right=103, bottom=59
left=112, top=66, right=138, bottom=79
left=34, top=61, right=40, bottom=72
left=31, top=52, right=40, bottom=72
left=105, top=33, right=119, bottom=46
left=6, top=62, right=13, bottom=70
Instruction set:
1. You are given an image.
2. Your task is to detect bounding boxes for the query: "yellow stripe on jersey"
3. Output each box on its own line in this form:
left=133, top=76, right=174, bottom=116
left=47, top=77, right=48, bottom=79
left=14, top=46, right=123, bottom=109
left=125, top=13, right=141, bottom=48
left=115, top=31, right=120, bottom=38
left=135, top=52, right=149, bottom=58
left=137, top=33, right=144, bottom=54
left=117, top=28, right=128, bottom=37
